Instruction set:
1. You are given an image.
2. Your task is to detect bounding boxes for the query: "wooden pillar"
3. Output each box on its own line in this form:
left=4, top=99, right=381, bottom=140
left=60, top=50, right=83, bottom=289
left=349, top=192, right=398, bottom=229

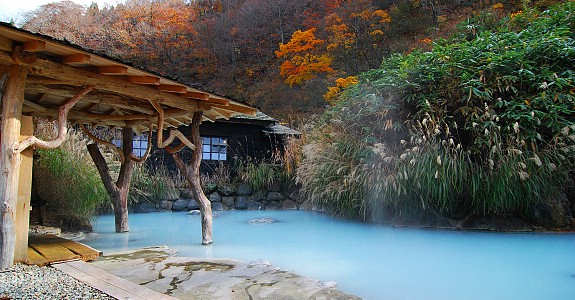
left=14, top=116, right=33, bottom=263
left=0, top=65, right=27, bottom=269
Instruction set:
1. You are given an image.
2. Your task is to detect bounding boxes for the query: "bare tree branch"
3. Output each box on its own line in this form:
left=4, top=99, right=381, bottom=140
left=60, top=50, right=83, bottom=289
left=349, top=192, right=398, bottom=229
left=127, top=124, right=152, bottom=163
left=149, top=100, right=195, bottom=150
left=17, top=85, right=94, bottom=153
left=78, top=122, right=125, bottom=163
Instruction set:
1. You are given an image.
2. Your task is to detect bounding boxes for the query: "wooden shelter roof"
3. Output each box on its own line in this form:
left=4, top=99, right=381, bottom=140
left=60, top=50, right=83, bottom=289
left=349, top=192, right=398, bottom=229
left=0, top=22, right=257, bottom=133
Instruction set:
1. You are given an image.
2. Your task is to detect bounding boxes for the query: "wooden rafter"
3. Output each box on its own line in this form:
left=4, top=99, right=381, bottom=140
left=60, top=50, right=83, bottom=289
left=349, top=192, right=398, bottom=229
left=127, top=76, right=159, bottom=85
left=22, top=40, right=46, bottom=52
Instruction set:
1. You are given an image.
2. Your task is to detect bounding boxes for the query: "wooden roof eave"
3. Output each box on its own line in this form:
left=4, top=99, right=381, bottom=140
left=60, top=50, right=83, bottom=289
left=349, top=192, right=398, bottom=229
left=0, top=23, right=258, bottom=132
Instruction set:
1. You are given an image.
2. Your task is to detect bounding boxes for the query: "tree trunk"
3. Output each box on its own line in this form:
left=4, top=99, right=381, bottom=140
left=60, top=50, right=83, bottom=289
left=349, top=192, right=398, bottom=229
left=0, top=65, right=27, bottom=269
left=115, top=128, right=134, bottom=232
left=111, top=190, right=129, bottom=233
left=87, top=127, right=135, bottom=233
left=172, top=111, right=213, bottom=245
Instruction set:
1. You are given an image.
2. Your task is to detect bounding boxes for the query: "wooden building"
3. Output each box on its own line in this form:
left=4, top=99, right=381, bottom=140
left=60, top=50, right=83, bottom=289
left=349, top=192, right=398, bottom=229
left=147, top=111, right=300, bottom=173
left=0, top=22, right=256, bottom=268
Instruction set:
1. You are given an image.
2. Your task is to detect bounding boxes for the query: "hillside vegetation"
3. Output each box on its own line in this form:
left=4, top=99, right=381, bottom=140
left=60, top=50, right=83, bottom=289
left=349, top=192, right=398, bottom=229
left=17, top=0, right=554, bottom=121
left=297, top=2, right=575, bottom=228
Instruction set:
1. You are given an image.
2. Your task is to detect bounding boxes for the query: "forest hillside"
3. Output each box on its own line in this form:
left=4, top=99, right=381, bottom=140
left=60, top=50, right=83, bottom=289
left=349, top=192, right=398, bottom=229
left=16, top=0, right=559, bottom=122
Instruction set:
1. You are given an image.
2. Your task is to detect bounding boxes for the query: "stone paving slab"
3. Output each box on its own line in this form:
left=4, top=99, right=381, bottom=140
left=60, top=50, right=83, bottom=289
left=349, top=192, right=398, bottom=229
left=91, top=246, right=361, bottom=300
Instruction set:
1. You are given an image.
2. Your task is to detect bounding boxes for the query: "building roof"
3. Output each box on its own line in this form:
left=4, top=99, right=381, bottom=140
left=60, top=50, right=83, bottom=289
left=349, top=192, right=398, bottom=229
left=0, top=22, right=257, bottom=133
left=264, top=124, right=301, bottom=136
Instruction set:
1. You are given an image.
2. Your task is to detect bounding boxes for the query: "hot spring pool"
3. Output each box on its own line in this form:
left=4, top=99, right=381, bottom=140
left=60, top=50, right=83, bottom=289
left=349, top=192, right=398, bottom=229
left=83, top=210, right=575, bottom=300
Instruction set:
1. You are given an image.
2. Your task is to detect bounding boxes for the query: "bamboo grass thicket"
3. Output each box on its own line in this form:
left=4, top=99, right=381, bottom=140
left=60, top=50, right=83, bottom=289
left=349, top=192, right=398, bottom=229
left=297, top=2, right=575, bottom=223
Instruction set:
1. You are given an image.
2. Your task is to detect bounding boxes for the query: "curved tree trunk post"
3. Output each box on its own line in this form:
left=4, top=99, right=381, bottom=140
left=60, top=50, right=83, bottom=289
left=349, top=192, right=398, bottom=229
left=115, top=128, right=135, bottom=232
left=171, top=111, right=213, bottom=245
left=87, top=127, right=135, bottom=233
left=0, top=65, right=27, bottom=269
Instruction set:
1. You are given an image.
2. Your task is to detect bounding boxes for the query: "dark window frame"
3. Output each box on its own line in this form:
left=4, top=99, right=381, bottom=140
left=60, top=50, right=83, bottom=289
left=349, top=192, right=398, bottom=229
left=201, top=136, right=227, bottom=161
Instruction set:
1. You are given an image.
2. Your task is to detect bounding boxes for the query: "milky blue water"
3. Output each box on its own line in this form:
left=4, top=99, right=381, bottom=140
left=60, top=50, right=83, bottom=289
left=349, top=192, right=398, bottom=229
left=83, top=210, right=575, bottom=300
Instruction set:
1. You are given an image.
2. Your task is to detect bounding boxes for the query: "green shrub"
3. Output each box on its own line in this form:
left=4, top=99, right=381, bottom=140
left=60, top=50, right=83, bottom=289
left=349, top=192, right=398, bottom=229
left=298, top=2, right=575, bottom=222
left=235, top=157, right=290, bottom=191
left=129, top=164, right=180, bottom=204
left=34, top=122, right=108, bottom=226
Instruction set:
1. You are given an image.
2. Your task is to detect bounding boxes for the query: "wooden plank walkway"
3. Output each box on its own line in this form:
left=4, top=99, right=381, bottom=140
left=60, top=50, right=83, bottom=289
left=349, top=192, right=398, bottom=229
left=26, top=234, right=101, bottom=266
left=52, top=260, right=178, bottom=300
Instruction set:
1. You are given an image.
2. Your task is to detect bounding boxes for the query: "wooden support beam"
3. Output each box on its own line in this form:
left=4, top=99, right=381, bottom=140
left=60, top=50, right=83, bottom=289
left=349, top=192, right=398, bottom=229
left=184, top=91, right=209, bottom=100
left=22, top=40, right=46, bottom=52
left=207, top=97, right=229, bottom=106
left=14, top=116, right=33, bottom=263
left=62, top=54, right=90, bottom=65
left=86, top=113, right=149, bottom=121
left=0, top=35, right=13, bottom=52
left=212, top=103, right=257, bottom=116
left=83, top=102, right=98, bottom=113
left=25, top=84, right=157, bottom=115
left=0, top=53, right=207, bottom=112
left=25, top=75, right=66, bottom=85
left=127, top=76, right=160, bottom=85
left=23, top=99, right=48, bottom=111
left=97, top=66, right=128, bottom=75
left=157, top=84, right=187, bottom=94
left=202, top=113, right=216, bottom=122
left=0, top=64, right=27, bottom=269
left=35, top=93, right=50, bottom=105
left=212, top=108, right=232, bottom=120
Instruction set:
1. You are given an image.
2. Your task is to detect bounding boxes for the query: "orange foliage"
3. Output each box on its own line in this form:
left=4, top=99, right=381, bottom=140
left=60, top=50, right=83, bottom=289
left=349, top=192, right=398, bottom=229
left=277, top=29, right=335, bottom=86
left=323, top=76, right=359, bottom=103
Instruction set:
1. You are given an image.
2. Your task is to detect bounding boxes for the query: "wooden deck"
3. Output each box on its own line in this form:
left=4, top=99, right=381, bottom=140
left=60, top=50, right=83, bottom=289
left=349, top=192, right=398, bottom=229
left=26, top=234, right=101, bottom=266
left=53, top=260, right=178, bottom=300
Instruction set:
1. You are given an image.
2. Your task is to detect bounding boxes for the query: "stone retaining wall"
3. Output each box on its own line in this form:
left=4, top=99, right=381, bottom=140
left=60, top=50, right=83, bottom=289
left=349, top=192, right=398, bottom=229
left=132, top=181, right=304, bottom=213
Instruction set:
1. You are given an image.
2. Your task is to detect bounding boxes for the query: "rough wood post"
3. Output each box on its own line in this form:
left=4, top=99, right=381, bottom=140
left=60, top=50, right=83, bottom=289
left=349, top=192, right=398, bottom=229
left=115, top=128, right=134, bottom=233
left=172, top=111, right=213, bottom=245
left=0, top=65, right=27, bottom=269
left=14, top=115, right=33, bottom=263
left=87, top=127, right=135, bottom=233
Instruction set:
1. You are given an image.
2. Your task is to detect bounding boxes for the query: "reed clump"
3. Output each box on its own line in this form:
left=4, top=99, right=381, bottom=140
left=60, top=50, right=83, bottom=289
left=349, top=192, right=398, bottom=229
left=33, top=119, right=109, bottom=227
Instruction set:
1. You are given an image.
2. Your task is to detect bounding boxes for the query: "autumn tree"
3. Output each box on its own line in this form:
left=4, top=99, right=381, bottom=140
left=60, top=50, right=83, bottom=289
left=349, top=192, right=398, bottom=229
left=275, top=28, right=334, bottom=86
left=322, top=0, right=392, bottom=72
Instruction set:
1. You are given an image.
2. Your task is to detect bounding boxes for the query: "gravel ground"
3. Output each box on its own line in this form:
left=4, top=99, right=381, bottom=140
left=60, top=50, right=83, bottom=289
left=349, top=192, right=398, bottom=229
left=0, top=264, right=115, bottom=300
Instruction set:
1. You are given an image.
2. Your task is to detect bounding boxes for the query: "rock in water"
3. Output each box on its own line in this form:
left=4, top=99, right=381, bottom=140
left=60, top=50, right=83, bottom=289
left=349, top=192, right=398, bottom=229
left=248, top=217, right=277, bottom=224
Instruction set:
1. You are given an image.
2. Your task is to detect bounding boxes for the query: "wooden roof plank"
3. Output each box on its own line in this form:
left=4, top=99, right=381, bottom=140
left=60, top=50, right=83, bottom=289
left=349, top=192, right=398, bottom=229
left=0, top=34, right=13, bottom=52
left=127, top=76, right=160, bottom=85
left=157, top=84, right=187, bottom=94
left=23, top=40, right=46, bottom=52
left=62, top=53, right=90, bottom=65
left=184, top=91, right=209, bottom=100
left=97, top=66, right=128, bottom=75
left=0, top=52, right=204, bottom=112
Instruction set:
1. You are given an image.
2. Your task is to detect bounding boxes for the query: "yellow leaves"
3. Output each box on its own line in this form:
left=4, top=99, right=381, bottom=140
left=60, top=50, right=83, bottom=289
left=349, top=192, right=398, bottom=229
left=280, top=54, right=334, bottom=86
left=327, top=23, right=356, bottom=50
left=492, top=3, right=504, bottom=10
left=277, top=28, right=334, bottom=86
left=275, top=28, right=324, bottom=58
left=372, top=10, right=391, bottom=23
left=511, top=10, right=523, bottom=18
left=323, top=76, right=359, bottom=103
left=420, top=38, right=433, bottom=44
